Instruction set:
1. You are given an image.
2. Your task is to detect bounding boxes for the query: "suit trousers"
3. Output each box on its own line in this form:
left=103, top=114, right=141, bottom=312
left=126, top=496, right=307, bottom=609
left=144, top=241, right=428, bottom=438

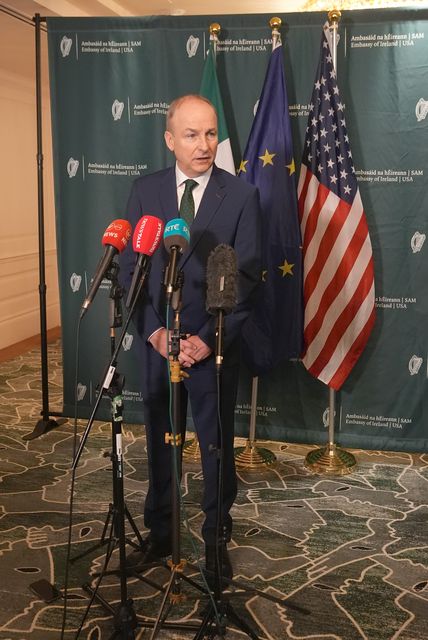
left=140, top=342, right=239, bottom=546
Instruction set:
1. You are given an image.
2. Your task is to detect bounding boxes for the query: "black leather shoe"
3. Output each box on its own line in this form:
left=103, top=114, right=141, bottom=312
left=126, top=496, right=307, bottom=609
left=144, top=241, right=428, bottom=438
left=126, top=535, right=171, bottom=571
left=205, top=543, right=233, bottom=588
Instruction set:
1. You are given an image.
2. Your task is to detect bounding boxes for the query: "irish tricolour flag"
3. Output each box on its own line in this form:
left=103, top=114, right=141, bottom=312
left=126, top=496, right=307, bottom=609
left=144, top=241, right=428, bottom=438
left=200, top=41, right=235, bottom=175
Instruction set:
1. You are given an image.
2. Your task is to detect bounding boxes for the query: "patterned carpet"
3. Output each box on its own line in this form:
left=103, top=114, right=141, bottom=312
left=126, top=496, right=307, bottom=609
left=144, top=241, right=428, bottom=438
left=0, top=340, right=427, bottom=639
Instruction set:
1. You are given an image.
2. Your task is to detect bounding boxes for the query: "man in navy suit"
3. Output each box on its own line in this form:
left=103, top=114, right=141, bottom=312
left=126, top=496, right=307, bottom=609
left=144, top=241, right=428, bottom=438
left=120, top=95, right=261, bottom=580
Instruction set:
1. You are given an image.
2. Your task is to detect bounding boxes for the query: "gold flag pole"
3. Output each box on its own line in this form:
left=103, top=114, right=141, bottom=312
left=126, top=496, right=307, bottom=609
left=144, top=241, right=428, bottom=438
left=234, top=17, right=285, bottom=471
left=183, top=22, right=221, bottom=463
left=304, top=9, right=356, bottom=476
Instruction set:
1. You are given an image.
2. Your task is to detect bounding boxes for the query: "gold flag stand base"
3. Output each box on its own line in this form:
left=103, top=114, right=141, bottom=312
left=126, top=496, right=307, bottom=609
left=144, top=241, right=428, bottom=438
left=234, top=441, right=277, bottom=470
left=304, top=444, right=356, bottom=475
left=182, top=436, right=201, bottom=462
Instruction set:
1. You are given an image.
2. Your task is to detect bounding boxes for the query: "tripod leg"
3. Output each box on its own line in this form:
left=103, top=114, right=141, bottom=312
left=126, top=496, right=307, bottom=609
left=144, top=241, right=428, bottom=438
left=225, top=602, right=260, bottom=640
left=193, top=604, right=219, bottom=640
left=124, top=504, right=145, bottom=549
left=149, top=567, right=178, bottom=640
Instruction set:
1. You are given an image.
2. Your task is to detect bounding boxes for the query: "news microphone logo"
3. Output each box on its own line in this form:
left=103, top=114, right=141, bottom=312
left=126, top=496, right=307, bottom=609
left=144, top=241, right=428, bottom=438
left=163, top=218, right=190, bottom=304
left=125, top=215, right=164, bottom=310
left=134, top=215, right=164, bottom=254
left=163, top=218, right=190, bottom=246
left=60, top=36, right=72, bottom=58
left=103, top=219, right=132, bottom=251
left=80, top=219, right=132, bottom=318
left=112, top=99, right=125, bottom=121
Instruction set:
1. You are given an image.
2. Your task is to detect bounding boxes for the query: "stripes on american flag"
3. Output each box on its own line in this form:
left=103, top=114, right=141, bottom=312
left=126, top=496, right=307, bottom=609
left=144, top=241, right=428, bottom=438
left=297, top=23, right=375, bottom=390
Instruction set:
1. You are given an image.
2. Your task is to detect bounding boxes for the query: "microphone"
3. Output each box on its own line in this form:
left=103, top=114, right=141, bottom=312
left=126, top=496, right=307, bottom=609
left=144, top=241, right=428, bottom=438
left=125, top=215, right=164, bottom=309
left=206, top=244, right=238, bottom=369
left=80, top=219, right=132, bottom=318
left=163, top=218, right=190, bottom=304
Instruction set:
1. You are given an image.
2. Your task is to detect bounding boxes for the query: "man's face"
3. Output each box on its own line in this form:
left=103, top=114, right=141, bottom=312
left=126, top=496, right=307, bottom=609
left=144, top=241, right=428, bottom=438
left=164, top=98, right=218, bottom=177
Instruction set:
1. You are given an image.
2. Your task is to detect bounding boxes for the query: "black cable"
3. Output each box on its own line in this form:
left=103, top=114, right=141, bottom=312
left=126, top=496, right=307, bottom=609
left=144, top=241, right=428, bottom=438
left=60, top=314, right=83, bottom=639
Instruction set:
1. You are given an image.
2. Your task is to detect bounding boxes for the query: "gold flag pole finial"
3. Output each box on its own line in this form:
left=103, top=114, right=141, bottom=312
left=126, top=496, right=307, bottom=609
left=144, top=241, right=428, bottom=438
left=209, top=22, right=221, bottom=38
left=269, top=16, right=282, bottom=48
left=269, top=16, right=282, bottom=30
left=328, top=9, right=341, bottom=25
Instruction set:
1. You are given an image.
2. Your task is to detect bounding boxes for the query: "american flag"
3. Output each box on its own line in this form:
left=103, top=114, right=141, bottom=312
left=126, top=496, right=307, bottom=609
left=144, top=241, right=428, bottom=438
left=297, top=23, right=375, bottom=390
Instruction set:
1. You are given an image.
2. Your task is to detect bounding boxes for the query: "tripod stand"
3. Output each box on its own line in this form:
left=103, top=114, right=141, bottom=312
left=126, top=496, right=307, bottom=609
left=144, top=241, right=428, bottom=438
left=72, top=262, right=155, bottom=639
left=72, top=259, right=205, bottom=639
left=70, top=268, right=144, bottom=567
left=191, top=245, right=310, bottom=638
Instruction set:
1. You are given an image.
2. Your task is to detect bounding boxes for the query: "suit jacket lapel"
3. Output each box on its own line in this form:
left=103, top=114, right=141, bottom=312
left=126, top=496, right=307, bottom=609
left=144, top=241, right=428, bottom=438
left=159, top=168, right=179, bottom=224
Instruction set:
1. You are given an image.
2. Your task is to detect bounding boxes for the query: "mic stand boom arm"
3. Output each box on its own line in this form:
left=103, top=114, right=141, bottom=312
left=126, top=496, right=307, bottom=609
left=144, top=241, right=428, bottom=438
left=72, top=261, right=151, bottom=471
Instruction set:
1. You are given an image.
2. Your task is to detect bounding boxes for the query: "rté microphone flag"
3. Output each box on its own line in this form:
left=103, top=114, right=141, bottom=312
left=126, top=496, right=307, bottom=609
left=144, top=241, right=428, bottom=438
left=239, top=39, right=304, bottom=375
left=297, top=22, right=375, bottom=391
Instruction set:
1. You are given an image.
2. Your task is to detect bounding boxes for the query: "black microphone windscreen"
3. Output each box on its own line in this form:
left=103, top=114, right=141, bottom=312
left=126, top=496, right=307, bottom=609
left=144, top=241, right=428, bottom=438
left=206, top=244, right=238, bottom=315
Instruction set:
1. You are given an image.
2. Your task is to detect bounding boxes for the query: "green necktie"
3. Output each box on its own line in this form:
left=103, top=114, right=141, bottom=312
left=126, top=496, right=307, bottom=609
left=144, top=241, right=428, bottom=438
left=179, top=179, right=198, bottom=227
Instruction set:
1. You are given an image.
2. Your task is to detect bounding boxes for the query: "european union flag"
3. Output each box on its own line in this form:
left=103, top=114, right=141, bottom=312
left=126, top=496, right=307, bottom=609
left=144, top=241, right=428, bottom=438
left=239, top=42, right=303, bottom=375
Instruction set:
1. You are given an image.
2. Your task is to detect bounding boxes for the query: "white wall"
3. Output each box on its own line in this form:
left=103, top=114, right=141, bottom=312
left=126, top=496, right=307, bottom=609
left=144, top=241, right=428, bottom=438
left=0, top=18, right=59, bottom=350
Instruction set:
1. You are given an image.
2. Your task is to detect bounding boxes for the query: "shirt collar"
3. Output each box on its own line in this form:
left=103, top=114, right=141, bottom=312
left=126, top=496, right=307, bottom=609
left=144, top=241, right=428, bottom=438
left=175, top=164, right=213, bottom=189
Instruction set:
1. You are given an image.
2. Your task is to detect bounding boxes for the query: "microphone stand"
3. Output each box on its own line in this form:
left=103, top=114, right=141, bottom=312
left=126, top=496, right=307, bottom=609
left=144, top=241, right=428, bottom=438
left=70, top=265, right=144, bottom=566
left=194, top=310, right=310, bottom=640
left=148, top=270, right=204, bottom=639
left=72, top=261, right=201, bottom=639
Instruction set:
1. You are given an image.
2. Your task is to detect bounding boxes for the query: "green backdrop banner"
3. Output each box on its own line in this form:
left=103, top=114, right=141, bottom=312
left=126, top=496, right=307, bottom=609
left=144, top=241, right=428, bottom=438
left=47, top=9, right=428, bottom=452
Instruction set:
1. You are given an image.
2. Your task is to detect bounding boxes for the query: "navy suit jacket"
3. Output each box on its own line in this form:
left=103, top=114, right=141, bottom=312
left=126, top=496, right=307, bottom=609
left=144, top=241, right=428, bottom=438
left=120, top=164, right=261, bottom=358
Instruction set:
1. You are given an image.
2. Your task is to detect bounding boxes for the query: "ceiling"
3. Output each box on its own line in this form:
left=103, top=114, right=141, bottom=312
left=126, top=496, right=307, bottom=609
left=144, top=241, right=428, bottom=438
left=1, top=0, right=423, bottom=84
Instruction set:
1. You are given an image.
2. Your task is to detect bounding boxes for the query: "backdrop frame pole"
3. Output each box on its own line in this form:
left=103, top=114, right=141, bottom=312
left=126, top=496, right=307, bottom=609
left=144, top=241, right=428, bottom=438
left=23, top=13, right=63, bottom=441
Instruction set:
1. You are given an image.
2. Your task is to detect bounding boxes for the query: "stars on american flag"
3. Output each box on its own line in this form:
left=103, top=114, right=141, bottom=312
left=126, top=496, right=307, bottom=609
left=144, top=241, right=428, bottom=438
left=301, top=41, right=357, bottom=205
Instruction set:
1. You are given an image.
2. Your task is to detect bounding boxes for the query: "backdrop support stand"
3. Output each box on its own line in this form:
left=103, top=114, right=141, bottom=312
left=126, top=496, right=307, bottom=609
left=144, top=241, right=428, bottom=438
left=23, top=13, right=65, bottom=441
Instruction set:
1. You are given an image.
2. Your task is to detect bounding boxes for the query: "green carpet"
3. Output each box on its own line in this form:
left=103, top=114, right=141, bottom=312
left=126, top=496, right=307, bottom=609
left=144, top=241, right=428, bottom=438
left=0, top=341, right=427, bottom=639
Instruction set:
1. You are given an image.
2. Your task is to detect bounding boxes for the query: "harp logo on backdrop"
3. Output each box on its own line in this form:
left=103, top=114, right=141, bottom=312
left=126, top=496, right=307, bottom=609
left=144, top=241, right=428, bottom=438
left=408, top=355, right=423, bottom=376
left=60, top=36, right=73, bottom=58
left=112, top=99, right=125, bottom=121
left=411, top=231, right=426, bottom=253
left=67, top=158, right=79, bottom=178
left=122, top=333, right=134, bottom=351
left=415, top=98, right=428, bottom=122
left=70, top=273, right=82, bottom=292
left=323, top=407, right=336, bottom=428
left=186, top=35, right=199, bottom=58
left=77, top=383, right=87, bottom=401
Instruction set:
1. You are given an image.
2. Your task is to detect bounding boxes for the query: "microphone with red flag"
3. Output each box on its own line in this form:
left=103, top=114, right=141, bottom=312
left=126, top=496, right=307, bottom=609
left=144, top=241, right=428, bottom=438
left=125, top=215, right=164, bottom=309
left=80, top=219, right=132, bottom=318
